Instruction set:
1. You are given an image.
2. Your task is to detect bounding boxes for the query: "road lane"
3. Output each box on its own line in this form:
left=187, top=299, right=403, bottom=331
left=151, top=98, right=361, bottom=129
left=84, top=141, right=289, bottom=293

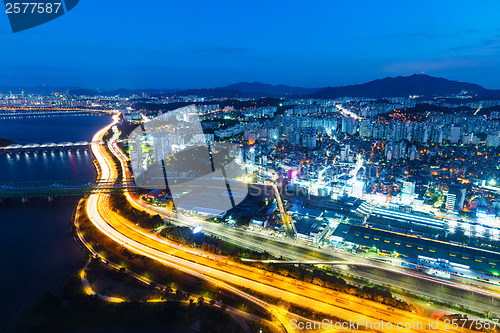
left=82, top=117, right=483, bottom=333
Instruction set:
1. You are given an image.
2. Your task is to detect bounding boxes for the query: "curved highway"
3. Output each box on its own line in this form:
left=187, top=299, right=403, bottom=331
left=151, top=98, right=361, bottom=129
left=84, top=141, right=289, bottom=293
left=84, top=116, right=480, bottom=333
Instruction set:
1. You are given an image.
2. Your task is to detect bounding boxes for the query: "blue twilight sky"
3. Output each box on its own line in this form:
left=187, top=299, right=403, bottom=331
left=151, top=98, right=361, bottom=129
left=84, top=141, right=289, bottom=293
left=1, top=0, right=500, bottom=90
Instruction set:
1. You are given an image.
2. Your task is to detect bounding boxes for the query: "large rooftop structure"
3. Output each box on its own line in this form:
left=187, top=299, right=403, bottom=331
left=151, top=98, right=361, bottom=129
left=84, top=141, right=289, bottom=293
left=293, top=215, right=329, bottom=244
left=332, top=223, right=500, bottom=274
left=354, top=201, right=445, bottom=229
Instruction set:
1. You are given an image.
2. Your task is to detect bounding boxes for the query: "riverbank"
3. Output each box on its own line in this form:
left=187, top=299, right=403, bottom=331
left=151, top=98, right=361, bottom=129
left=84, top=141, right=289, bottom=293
left=0, top=114, right=112, bottom=333
left=0, top=138, right=12, bottom=147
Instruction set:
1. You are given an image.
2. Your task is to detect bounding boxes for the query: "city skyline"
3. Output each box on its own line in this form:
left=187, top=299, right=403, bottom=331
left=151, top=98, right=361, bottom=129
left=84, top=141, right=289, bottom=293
left=1, top=73, right=499, bottom=96
left=4, top=1, right=500, bottom=332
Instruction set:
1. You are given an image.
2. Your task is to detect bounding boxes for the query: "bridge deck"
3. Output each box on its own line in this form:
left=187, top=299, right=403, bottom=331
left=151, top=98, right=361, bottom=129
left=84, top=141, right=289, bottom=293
left=0, top=141, right=104, bottom=150
left=0, top=179, right=138, bottom=198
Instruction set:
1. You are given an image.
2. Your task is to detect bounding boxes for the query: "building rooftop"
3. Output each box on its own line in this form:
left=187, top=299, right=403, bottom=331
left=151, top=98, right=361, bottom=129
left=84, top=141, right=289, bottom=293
left=289, top=205, right=323, bottom=218
left=294, top=215, right=329, bottom=237
left=332, top=223, right=500, bottom=273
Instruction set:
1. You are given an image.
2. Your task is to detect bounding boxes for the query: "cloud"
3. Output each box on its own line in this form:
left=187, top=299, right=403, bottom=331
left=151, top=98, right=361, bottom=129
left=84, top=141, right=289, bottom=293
left=383, top=31, right=471, bottom=42
left=386, top=32, right=442, bottom=41
left=450, top=36, right=500, bottom=51
left=189, top=46, right=252, bottom=55
left=385, top=30, right=486, bottom=44
left=382, top=59, right=483, bottom=74
left=3, top=65, right=59, bottom=72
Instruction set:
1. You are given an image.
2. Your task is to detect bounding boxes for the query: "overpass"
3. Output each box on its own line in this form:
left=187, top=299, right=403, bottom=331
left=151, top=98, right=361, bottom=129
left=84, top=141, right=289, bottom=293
left=0, top=179, right=138, bottom=198
left=0, top=108, right=115, bottom=119
left=240, top=258, right=383, bottom=267
left=0, top=141, right=104, bottom=151
left=0, top=175, right=244, bottom=198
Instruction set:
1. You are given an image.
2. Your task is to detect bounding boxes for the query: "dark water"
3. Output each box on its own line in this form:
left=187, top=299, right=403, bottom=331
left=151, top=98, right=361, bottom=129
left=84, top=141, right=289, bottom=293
left=0, top=115, right=112, bottom=332
left=0, top=114, right=109, bottom=144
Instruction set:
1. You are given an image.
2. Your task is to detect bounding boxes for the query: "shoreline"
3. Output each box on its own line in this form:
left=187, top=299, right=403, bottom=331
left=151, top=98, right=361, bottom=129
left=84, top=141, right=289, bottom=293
left=0, top=115, right=114, bottom=333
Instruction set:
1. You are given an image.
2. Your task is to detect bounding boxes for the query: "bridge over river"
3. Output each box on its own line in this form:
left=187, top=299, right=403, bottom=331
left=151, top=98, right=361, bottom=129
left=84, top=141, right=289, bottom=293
left=0, top=141, right=104, bottom=152
left=0, top=179, right=138, bottom=198
left=0, top=175, right=248, bottom=198
left=0, top=108, right=115, bottom=119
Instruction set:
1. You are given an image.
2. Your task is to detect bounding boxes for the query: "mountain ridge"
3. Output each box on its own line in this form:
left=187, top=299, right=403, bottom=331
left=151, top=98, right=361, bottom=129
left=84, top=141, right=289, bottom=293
left=310, top=74, right=494, bottom=99
left=2, top=74, right=500, bottom=99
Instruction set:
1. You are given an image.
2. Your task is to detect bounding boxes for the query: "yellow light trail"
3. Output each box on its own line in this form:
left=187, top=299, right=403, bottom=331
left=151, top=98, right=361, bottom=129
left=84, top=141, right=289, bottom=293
left=84, top=116, right=480, bottom=333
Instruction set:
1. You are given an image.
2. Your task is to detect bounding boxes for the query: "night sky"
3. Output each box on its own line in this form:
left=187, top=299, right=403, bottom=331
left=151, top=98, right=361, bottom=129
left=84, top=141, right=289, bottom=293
left=1, top=0, right=500, bottom=89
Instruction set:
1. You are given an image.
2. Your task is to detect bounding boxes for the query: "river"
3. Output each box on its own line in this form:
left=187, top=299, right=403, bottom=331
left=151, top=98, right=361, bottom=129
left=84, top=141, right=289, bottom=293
left=0, top=114, right=112, bottom=332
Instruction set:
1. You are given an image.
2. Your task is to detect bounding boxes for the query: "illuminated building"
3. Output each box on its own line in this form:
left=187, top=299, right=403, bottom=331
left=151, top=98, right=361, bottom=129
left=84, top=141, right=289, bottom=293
left=446, top=184, right=466, bottom=213
left=400, top=181, right=415, bottom=205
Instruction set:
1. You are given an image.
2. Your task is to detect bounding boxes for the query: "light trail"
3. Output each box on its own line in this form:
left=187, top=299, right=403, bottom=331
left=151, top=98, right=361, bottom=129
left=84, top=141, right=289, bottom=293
left=128, top=187, right=500, bottom=304
left=83, top=116, right=483, bottom=333
left=335, top=104, right=360, bottom=120
left=88, top=115, right=296, bottom=332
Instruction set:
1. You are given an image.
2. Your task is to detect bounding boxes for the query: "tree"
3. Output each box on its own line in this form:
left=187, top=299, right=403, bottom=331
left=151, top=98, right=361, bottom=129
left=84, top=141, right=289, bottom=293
left=162, top=286, right=173, bottom=300
left=175, top=288, right=183, bottom=300
left=152, top=214, right=163, bottom=227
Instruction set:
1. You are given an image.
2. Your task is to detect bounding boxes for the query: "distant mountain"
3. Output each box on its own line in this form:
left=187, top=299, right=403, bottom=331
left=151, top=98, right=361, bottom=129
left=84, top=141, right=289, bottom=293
left=222, top=82, right=320, bottom=96
left=0, top=85, right=79, bottom=94
left=157, top=82, right=320, bottom=98
left=0, top=85, right=175, bottom=97
left=0, top=138, right=13, bottom=147
left=109, top=88, right=176, bottom=96
left=159, top=75, right=500, bottom=99
left=163, top=88, right=245, bottom=99
left=311, top=74, right=500, bottom=99
left=2, top=74, right=500, bottom=99
left=68, top=88, right=176, bottom=97
left=68, top=88, right=101, bottom=96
